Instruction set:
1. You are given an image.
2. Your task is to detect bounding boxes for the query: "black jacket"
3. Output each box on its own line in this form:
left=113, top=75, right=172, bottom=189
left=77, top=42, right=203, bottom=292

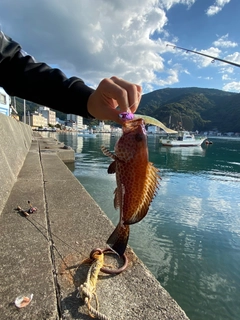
left=0, top=31, right=94, bottom=118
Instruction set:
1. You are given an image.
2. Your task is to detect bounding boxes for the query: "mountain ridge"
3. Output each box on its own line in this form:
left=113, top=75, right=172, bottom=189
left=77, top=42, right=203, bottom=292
left=138, top=87, right=239, bottom=132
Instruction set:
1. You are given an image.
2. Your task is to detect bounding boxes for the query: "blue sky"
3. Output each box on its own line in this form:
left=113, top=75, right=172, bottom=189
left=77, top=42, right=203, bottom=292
left=0, top=0, right=239, bottom=94
left=161, top=0, right=240, bottom=91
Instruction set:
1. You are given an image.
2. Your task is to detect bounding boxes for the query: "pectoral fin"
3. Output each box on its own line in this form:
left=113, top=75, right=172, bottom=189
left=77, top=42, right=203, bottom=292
left=101, top=146, right=116, bottom=159
left=108, top=161, right=116, bottom=174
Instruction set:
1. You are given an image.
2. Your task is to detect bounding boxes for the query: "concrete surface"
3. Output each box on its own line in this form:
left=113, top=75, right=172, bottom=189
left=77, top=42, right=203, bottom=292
left=0, top=113, right=32, bottom=214
left=0, top=131, right=190, bottom=320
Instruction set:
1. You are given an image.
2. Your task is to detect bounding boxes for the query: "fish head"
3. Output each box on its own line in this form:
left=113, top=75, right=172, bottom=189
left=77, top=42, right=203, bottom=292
left=115, top=118, right=148, bottom=162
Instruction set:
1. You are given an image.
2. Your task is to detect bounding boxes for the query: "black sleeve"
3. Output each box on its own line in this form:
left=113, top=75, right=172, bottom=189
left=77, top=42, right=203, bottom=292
left=0, top=31, right=95, bottom=118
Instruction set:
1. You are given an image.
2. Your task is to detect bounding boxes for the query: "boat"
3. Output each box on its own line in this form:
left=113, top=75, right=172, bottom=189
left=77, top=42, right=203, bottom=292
left=160, top=131, right=207, bottom=147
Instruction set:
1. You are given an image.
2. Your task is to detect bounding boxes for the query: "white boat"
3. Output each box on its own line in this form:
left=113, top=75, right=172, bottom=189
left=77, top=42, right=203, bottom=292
left=160, top=131, right=207, bottom=147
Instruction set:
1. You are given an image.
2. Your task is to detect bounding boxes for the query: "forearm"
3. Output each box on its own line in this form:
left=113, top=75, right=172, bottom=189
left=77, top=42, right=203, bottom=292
left=0, top=32, right=94, bottom=118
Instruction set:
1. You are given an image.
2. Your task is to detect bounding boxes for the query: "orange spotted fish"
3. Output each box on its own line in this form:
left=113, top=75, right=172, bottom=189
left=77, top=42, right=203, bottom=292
left=101, top=117, right=160, bottom=256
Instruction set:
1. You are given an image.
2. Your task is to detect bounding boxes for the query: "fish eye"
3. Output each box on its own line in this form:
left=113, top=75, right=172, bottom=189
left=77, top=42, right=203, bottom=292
left=135, top=133, right=143, bottom=142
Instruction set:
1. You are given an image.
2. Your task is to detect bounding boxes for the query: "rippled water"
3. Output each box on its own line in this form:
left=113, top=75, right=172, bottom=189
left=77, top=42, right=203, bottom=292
left=51, top=132, right=240, bottom=320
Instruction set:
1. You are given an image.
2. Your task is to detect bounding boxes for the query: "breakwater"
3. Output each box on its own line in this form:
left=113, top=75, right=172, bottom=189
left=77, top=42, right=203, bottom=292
left=0, top=113, right=189, bottom=320
left=0, top=113, right=32, bottom=214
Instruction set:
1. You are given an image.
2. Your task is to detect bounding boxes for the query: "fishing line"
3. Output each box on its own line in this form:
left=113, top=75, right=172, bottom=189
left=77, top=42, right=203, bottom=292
left=128, top=90, right=142, bottom=111
left=21, top=213, right=84, bottom=255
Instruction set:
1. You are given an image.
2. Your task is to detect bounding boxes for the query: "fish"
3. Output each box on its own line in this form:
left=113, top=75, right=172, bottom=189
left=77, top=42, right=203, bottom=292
left=101, top=118, right=160, bottom=256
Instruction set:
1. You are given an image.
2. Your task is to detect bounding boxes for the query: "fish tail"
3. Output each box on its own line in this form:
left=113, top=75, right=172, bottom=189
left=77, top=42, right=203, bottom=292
left=107, top=223, right=130, bottom=256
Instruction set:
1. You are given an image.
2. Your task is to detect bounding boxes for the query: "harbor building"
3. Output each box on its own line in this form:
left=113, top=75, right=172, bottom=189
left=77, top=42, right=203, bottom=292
left=66, top=114, right=83, bottom=131
left=0, top=87, right=10, bottom=116
left=38, top=106, right=56, bottom=126
left=29, top=112, right=47, bottom=128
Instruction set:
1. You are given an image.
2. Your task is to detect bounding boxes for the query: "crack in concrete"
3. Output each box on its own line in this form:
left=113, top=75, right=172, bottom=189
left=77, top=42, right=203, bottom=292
left=38, top=140, right=63, bottom=320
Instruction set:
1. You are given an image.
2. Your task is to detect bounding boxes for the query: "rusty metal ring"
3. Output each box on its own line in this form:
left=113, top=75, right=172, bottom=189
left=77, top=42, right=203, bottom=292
left=101, top=248, right=128, bottom=274
left=89, top=248, right=128, bottom=274
left=89, top=248, right=103, bottom=259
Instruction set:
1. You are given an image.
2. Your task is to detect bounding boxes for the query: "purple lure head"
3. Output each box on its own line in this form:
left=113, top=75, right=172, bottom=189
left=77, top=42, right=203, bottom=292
left=119, top=112, right=134, bottom=121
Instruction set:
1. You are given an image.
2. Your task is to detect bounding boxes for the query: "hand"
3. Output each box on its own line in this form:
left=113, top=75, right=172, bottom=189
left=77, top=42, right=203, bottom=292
left=87, top=76, right=142, bottom=124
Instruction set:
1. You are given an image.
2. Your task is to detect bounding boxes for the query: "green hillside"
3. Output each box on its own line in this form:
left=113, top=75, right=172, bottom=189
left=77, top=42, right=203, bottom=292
left=138, top=87, right=239, bottom=132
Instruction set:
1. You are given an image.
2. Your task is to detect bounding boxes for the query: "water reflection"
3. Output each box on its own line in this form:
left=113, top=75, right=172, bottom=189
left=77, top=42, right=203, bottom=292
left=161, top=145, right=206, bottom=158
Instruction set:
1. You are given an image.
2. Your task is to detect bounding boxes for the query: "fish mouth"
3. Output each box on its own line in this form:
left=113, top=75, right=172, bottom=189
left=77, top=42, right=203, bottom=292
left=122, top=118, right=146, bottom=134
left=123, top=118, right=145, bottom=127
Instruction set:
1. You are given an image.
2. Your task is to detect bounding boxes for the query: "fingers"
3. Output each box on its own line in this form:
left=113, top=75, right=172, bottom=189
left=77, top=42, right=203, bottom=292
left=110, top=76, right=142, bottom=113
left=87, top=76, right=142, bottom=124
left=88, top=92, right=126, bottom=125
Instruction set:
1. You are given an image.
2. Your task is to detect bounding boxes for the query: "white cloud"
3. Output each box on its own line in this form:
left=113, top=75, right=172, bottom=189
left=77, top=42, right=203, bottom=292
left=223, top=81, right=240, bottom=92
left=183, top=69, right=190, bottom=75
left=160, top=0, right=196, bottom=10
left=213, top=34, right=238, bottom=48
left=206, top=0, right=231, bottom=16
left=222, top=74, right=232, bottom=80
left=224, top=52, right=240, bottom=65
left=198, top=76, right=213, bottom=80
left=0, top=0, right=237, bottom=93
left=219, top=66, right=234, bottom=74
left=158, top=68, right=179, bottom=86
left=184, top=47, right=222, bottom=68
left=1, top=0, right=197, bottom=90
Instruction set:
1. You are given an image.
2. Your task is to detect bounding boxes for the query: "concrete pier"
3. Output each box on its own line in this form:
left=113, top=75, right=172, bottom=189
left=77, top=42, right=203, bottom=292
left=0, top=114, right=189, bottom=320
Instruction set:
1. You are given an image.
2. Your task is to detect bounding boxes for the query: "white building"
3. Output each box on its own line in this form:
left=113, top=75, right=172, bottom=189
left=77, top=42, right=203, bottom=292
left=38, top=106, right=56, bottom=126
left=29, top=112, right=47, bottom=128
left=67, top=114, right=83, bottom=131
left=97, top=121, right=111, bottom=132
left=0, top=87, right=10, bottom=116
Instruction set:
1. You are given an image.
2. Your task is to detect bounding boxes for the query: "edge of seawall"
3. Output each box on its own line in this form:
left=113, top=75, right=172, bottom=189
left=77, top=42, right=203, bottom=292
left=0, top=114, right=189, bottom=320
